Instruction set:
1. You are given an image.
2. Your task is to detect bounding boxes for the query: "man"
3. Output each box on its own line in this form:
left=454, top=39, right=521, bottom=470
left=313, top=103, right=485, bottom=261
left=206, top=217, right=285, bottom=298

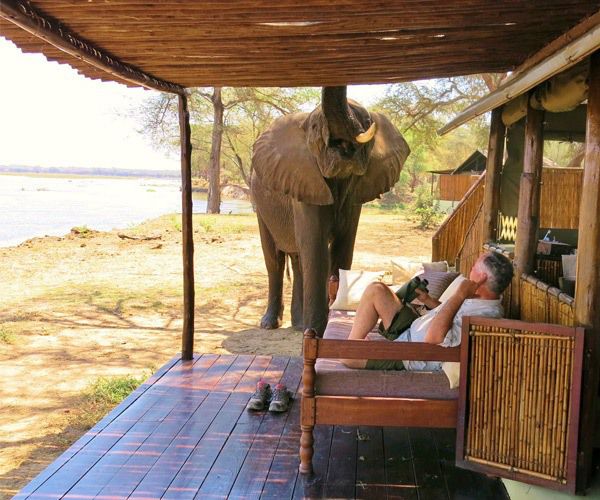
left=341, top=251, right=514, bottom=370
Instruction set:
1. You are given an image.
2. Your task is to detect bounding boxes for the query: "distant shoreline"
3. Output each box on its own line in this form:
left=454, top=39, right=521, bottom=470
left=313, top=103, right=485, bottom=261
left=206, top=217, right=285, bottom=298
left=0, top=165, right=179, bottom=179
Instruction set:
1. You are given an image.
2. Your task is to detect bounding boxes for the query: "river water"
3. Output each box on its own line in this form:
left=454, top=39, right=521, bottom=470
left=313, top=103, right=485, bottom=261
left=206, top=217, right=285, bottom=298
left=0, top=174, right=253, bottom=247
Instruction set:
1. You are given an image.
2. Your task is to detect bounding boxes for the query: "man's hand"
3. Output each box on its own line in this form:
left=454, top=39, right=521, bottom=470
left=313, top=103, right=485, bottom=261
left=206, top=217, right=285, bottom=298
left=455, top=275, right=487, bottom=300
left=414, top=287, right=440, bottom=309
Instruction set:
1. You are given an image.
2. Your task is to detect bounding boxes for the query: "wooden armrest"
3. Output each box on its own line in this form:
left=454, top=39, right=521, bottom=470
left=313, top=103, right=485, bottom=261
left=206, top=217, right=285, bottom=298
left=303, top=335, right=460, bottom=362
left=328, top=275, right=339, bottom=305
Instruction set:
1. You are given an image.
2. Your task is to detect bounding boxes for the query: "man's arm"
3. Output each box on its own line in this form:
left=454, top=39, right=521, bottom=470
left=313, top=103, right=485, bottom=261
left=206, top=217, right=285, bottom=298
left=423, top=278, right=484, bottom=344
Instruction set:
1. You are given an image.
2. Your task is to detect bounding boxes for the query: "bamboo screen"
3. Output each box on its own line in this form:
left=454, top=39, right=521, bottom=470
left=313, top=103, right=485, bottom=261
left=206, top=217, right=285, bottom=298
left=432, top=174, right=485, bottom=265
left=439, top=174, right=480, bottom=201
left=463, top=321, right=581, bottom=489
left=540, top=169, right=583, bottom=229
left=456, top=206, right=484, bottom=276
left=520, top=275, right=575, bottom=326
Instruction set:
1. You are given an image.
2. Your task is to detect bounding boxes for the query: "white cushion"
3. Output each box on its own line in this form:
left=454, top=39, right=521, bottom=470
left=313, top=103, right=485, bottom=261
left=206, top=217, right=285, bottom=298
left=390, top=258, right=425, bottom=284
left=330, top=269, right=385, bottom=311
left=422, top=260, right=449, bottom=273
left=438, top=275, right=467, bottom=303
left=442, top=362, right=460, bottom=389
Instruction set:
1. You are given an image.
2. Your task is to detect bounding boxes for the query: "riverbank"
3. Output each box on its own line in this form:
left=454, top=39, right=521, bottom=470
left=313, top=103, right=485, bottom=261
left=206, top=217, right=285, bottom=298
left=0, top=210, right=435, bottom=497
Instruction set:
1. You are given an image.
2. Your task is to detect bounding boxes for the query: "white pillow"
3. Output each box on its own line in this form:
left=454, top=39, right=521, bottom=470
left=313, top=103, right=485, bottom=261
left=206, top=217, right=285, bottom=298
left=330, top=269, right=385, bottom=311
left=442, top=362, right=460, bottom=389
left=438, top=275, right=467, bottom=303
left=422, top=260, right=449, bottom=273
left=391, top=257, right=424, bottom=284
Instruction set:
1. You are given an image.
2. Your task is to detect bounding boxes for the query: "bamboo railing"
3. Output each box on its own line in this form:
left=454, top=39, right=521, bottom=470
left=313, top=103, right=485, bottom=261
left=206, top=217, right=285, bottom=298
left=462, top=318, right=583, bottom=489
left=432, top=172, right=486, bottom=266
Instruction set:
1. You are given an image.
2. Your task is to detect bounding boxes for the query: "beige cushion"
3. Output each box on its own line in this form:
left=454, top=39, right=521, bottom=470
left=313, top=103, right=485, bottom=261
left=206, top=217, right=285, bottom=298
left=418, top=271, right=460, bottom=300
left=391, top=257, right=424, bottom=283
left=330, top=269, right=385, bottom=311
left=422, top=260, right=449, bottom=273
left=438, top=275, right=467, bottom=302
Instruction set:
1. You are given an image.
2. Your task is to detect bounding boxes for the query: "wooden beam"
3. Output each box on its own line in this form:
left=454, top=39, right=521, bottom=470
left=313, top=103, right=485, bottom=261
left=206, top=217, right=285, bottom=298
left=0, top=0, right=184, bottom=94
left=179, top=94, right=195, bottom=361
left=482, top=107, right=506, bottom=243
left=575, top=50, right=600, bottom=493
left=514, top=98, right=544, bottom=278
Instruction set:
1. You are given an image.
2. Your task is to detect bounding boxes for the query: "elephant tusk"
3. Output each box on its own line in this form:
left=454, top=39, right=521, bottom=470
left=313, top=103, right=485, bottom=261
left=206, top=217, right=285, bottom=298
left=355, top=122, right=376, bottom=143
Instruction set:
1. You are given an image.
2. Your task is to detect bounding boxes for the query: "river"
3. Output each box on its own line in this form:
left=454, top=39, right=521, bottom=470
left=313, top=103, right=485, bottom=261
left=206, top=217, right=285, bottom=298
left=0, top=174, right=253, bottom=247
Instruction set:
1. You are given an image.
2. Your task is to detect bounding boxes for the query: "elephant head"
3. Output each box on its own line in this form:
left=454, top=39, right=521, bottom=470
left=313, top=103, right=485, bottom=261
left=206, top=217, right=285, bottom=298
left=252, top=86, right=409, bottom=205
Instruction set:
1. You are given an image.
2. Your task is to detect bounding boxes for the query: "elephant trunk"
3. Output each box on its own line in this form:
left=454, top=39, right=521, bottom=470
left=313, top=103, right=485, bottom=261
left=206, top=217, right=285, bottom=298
left=322, top=86, right=367, bottom=142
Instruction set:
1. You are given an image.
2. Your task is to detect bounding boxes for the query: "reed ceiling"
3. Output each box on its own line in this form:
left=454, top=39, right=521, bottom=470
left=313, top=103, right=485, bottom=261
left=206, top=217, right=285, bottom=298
left=1, top=1, right=599, bottom=89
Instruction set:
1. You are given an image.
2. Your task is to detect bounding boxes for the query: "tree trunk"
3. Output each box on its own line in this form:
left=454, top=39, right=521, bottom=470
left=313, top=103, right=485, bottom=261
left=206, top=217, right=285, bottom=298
left=207, top=87, right=224, bottom=214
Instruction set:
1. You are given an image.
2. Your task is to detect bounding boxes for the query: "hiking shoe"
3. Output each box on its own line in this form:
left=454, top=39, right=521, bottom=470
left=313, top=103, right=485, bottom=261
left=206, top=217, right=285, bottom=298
left=268, top=383, right=292, bottom=412
left=246, top=380, right=272, bottom=411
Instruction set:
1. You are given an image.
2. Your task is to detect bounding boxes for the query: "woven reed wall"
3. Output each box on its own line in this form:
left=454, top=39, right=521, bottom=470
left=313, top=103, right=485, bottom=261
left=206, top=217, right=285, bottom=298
left=432, top=174, right=485, bottom=265
left=456, top=206, right=484, bottom=276
left=465, top=324, right=576, bottom=483
left=540, top=168, right=583, bottom=229
left=439, top=174, right=480, bottom=202
left=519, top=275, right=575, bottom=326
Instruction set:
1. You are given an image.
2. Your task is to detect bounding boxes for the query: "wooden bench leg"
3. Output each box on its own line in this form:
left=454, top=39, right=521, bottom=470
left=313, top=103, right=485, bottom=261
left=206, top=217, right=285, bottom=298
left=299, top=424, right=314, bottom=474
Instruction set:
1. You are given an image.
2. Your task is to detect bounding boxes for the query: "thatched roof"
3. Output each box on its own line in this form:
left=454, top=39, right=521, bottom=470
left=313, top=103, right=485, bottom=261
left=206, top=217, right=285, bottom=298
left=1, top=1, right=599, bottom=90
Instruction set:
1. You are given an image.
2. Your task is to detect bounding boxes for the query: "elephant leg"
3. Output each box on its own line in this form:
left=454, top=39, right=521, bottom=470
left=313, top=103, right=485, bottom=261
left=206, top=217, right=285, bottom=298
left=290, top=254, right=303, bottom=330
left=293, top=202, right=331, bottom=337
left=330, top=203, right=362, bottom=276
left=257, top=215, right=285, bottom=329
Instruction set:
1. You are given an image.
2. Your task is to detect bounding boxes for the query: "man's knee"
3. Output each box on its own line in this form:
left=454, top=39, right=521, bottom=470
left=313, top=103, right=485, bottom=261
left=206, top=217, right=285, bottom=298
left=363, top=281, right=390, bottom=299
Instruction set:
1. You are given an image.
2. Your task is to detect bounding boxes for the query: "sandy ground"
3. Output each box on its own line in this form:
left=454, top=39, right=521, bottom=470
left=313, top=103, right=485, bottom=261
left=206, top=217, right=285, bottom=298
left=0, top=210, right=434, bottom=497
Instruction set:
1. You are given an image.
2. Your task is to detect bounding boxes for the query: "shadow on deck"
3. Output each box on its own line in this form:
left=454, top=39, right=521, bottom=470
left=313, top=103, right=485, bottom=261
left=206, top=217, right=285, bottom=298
left=16, top=354, right=508, bottom=499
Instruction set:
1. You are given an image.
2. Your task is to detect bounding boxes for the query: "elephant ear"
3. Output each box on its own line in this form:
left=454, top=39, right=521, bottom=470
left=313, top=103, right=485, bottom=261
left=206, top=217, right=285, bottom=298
left=353, top=112, right=410, bottom=204
left=252, top=113, right=333, bottom=205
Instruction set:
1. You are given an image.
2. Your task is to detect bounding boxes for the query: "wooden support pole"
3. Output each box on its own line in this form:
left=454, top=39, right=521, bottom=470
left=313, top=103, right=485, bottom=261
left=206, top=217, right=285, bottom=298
left=0, top=0, right=184, bottom=94
left=482, top=107, right=506, bottom=243
left=514, top=98, right=544, bottom=277
left=575, top=51, right=600, bottom=492
left=179, top=93, right=195, bottom=361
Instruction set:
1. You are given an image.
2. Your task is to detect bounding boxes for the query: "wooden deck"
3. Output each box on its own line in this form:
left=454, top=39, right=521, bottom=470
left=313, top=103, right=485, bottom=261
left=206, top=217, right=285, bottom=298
left=16, top=354, right=509, bottom=499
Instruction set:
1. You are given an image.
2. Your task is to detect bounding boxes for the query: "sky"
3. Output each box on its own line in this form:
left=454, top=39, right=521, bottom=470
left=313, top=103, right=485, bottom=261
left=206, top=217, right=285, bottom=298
left=0, top=37, right=386, bottom=171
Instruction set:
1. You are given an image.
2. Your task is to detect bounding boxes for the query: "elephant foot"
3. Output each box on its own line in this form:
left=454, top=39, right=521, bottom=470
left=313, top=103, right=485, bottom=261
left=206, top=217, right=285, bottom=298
left=260, top=312, right=282, bottom=330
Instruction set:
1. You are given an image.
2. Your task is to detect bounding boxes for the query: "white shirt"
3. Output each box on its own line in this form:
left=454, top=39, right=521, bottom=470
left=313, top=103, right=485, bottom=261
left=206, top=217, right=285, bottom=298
left=395, top=298, right=503, bottom=371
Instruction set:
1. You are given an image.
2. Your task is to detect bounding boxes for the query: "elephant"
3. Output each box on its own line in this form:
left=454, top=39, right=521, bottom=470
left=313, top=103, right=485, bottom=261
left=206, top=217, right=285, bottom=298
left=250, top=86, right=410, bottom=336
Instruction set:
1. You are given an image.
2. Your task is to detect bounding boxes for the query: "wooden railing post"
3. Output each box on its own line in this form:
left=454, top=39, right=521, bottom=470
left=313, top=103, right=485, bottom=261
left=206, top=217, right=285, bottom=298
left=179, top=93, right=195, bottom=361
left=514, top=96, right=544, bottom=277
left=575, top=50, right=600, bottom=492
left=482, top=107, right=506, bottom=243
left=300, top=329, right=318, bottom=474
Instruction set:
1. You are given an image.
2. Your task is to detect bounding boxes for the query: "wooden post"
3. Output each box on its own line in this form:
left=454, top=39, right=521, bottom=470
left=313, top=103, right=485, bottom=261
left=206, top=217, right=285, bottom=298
left=514, top=98, right=544, bottom=277
left=482, top=107, right=506, bottom=243
left=575, top=51, right=600, bottom=492
left=179, top=93, right=195, bottom=361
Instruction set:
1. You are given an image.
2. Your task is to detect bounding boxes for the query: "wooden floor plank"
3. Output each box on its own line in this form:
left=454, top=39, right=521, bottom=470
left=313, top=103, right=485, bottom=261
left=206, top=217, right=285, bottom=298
left=260, top=357, right=304, bottom=500
left=92, top=356, right=235, bottom=499
left=195, top=357, right=290, bottom=499
left=384, top=427, right=419, bottom=500
left=23, top=356, right=208, bottom=500
left=129, top=355, right=255, bottom=499
left=409, top=428, right=447, bottom=500
left=355, top=426, right=386, bottom=500
left=66, top=354, right=233, bottom=499
left=432, top=428, right=510, bottom=500
left=162, top=355, right=275, bottom=499
left=292, top=424, right=334, bottom=499
left=230, top=357, right=303, bottom=499
left=323, top=425, right=358, bottom=499
left=14, top=354, right=184, bottom=499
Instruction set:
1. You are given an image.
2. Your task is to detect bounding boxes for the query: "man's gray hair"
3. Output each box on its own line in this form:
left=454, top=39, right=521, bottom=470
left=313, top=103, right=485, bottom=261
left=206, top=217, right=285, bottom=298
left=481, top=252, right=514, bottom=295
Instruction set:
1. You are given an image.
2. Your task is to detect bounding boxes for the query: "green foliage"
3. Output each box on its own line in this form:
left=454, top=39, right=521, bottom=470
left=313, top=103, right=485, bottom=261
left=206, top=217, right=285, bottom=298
left=85, top=375, right=146, bottom=406
left=412, top=186, right=444, bottom=229
left=0, top=326, right=16, bottom=344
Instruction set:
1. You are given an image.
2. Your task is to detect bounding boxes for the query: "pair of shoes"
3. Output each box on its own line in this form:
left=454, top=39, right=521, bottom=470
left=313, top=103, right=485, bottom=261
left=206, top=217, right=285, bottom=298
left=246, top=380, right=292, bottom=412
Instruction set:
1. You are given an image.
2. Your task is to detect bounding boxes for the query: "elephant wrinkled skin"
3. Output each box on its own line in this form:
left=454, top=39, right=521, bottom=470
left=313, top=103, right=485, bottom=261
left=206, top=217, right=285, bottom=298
left=251, top=86, right=410, bottom=336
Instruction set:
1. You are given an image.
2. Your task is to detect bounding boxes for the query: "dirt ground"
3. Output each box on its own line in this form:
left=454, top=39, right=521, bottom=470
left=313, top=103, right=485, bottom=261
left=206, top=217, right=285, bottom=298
left=0, top=210, right=435, bottom=497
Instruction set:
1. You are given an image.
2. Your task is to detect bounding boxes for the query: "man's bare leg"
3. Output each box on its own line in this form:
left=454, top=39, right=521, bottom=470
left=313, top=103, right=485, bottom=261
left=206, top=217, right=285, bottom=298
left=342, top=282, right=403, bottom=368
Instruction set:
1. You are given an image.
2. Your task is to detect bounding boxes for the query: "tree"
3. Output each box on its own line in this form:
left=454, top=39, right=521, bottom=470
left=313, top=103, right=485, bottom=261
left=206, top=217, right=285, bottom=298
left=137, top=87, right=317, bottom=213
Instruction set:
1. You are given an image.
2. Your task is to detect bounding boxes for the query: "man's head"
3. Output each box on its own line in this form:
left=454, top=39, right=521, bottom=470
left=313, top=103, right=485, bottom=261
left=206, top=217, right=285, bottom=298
left=469, top=251, right=514, bottom=296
